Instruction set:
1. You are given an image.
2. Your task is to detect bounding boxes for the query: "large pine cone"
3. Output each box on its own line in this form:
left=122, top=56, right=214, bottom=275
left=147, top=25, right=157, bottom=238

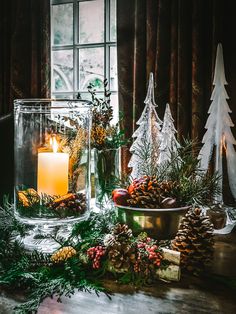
left=127, top=176, right=177, bottom=208
left=127, top=176, right=160, bottom=208
left=172, top=207, right=214, bottom=274
left=107, top=224, right=135, bottom=271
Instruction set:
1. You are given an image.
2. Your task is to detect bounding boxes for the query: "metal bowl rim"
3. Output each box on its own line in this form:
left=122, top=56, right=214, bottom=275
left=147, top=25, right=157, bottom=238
left=115, top=204, right=191, bottom=212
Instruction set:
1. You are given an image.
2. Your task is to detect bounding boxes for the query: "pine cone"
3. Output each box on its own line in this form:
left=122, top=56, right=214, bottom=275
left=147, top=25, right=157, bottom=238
left=47, top=193, right=87, bottom=215
left=108, top=242, right=136, bottom=271
left=18, top=188, right=40, bottom=207
left=107, top=224, right=135, bottom=271
left=171, top=208, right=214, bottom=274
left=127, top=176, right=161, bottom=208
left=127, top=176, right=177, bottom=208
left=51, top=246, right=77, bottom=263
left=111, top=223, right=133, bottom=241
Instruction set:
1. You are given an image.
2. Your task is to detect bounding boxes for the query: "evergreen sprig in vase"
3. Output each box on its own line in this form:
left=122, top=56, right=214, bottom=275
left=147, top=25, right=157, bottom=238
left=88, top=79, right=127, bottom=208
left=94, top=148, right=119, bottom=207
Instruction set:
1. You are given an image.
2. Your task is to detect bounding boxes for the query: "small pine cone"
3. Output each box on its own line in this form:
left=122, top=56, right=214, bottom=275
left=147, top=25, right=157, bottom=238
left=111, top=223, right=133, bottom=241
left=51, top=246, right=77, bottom=264
left=18, top=188, right=40, bottom=207
left=127, top=176, right=161, bottom=208
left=108, top=242, right=136, bottom=271
left=172, top=207, right=214, bottom=274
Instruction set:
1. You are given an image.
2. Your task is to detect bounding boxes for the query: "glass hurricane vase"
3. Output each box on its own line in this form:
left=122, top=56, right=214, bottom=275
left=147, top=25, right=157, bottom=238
left=14, top=99, right=91, bottom=252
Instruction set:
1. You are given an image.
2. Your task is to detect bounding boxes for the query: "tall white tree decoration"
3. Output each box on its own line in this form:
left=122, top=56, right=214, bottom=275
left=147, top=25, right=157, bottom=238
left=198, top=43, right=236, bottom=203
left=158, top=103, right=180, bottom=165
left=128, top=72, right=162, bottom=179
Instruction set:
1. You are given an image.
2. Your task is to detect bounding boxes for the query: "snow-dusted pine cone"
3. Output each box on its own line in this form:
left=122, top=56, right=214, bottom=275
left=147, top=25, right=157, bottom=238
left=108, top=242, right=136, bottom=271
left=171, top=207, right=214, bottom=274
left=106, top=224, right=135, bottom=271
left=111, top=223, right=133, bottom=241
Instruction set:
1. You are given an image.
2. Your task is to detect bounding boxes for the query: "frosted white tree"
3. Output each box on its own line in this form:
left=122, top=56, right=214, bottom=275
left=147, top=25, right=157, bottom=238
left=198, top=43, right=236, bottom=203
left=128, top=72, right=162, bottom=178
left=158, top=103, right=180, bottom=165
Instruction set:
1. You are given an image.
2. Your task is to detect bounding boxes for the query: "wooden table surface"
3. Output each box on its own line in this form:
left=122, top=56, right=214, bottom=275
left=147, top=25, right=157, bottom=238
left=1, top=229, right=236, bottom=314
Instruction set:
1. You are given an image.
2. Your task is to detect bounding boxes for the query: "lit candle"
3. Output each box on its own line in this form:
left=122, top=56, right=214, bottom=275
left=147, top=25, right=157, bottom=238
left=37, top=137, right=69, bottom=196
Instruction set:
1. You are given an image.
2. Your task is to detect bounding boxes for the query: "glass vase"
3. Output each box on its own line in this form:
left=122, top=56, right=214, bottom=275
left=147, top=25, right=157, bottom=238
left=14, top=99, right=91, bottom=251
left=94, top=148, right=119, bottom=208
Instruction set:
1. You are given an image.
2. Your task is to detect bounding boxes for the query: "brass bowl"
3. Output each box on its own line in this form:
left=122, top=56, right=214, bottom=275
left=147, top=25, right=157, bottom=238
left=115, top=204, right=191, bottom=239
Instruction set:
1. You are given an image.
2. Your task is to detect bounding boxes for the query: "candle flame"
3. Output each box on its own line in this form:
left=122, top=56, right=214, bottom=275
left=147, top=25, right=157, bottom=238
left=50, top=136, right=59, bottom=153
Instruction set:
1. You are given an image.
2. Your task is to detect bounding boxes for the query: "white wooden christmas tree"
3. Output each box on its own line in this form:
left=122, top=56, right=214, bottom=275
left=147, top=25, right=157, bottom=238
left=158, top=103, right=180, bottom=165
left=128, top=72, right=162, bottom=179
left=198, top=43, right=236, bottom=202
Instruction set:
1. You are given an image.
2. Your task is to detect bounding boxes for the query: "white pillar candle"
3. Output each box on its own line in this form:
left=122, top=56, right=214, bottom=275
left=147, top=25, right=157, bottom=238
left=37, top=137, right=69, bottom=196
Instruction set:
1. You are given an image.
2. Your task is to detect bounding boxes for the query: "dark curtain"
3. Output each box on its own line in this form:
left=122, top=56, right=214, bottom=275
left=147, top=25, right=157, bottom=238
left=0, top=0, right=51, bottom=117
left=117, top=0, right=236, bottom=177
left=0, top=0, right=51, bottom=202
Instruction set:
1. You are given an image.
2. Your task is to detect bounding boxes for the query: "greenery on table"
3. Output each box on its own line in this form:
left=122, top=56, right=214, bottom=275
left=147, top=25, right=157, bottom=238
left=0, top=199, right=169, bottom=314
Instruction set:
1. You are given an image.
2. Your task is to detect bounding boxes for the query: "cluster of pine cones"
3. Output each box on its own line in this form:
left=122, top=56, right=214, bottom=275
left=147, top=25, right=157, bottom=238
left=104, top=224, right=136, bottom=271
left=47, top=192, right=87, bottom=215
left=127, top=176, right=178, bottom=208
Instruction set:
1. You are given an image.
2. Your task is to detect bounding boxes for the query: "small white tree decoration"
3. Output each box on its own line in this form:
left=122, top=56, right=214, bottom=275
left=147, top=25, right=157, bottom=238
left=128, top=72, right=162, bottom=179
left=158, top=103, right=180, bottom=165
left=198, top=43, right=236, bottom=203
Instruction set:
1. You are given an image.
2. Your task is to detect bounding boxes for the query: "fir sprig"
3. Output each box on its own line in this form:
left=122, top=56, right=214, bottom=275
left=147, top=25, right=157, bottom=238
left=135, top=139, right=221, bottom=206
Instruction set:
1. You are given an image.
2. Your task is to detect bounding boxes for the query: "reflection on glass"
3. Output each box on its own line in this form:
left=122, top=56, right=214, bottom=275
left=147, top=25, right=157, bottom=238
left=54, top=94, right=74, bottom=100
left=79, top=48, right=104, bottom=91
left=52, top=4, right=73, bottom=45
left=53, top=50, right=73, bottom=92
left=79, top=0, right=104, bottom=44
left=110, top=0, right=117, bottom=41
left=110, top=47, right=118, bottom=91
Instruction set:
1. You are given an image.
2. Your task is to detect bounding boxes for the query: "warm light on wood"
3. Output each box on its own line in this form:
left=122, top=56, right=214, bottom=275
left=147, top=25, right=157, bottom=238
left=37, top=137, right=69, bottom=196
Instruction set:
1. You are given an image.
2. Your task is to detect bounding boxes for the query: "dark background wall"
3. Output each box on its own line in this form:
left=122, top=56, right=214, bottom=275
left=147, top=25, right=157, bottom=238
left=0, top=0, right=50, bottom=203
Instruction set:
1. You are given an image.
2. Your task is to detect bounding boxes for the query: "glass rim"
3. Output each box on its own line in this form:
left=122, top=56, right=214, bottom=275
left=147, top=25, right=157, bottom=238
left=14, top=98, right=92, bottom=111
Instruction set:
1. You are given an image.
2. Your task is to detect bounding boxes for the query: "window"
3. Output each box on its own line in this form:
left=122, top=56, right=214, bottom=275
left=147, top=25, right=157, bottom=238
left=51, top=0, right=118, bottom=118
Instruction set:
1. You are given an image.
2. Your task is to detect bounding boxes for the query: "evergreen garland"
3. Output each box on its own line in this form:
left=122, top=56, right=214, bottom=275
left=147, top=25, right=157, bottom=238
left=0, top=199, right=235, bottom=313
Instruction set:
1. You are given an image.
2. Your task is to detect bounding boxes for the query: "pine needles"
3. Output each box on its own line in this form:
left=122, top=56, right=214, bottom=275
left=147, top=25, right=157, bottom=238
left=136, top=139, right=221, bottom=206
left=0, top=204, right=115, bottom=314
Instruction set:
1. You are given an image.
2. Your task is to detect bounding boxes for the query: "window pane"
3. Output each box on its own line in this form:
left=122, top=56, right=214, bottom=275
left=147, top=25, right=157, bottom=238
left=110, top=0, right=117, bottom=41
left=76, top=92, right=92, bottom=101
left=79, top=0, right=104, bottom=44
left=52, top=4, right=73, bottom=45
left=110, top=46, right=117, bottom=91
left=111, top=93, right=118, bottom=123
left=79, top=47, right=104, bottom=91
left=53, top=50, right=73, bottom=92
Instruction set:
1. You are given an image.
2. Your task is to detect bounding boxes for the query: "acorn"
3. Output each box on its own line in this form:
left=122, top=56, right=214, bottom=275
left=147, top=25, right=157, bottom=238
left=112, top=188, right=130, bottom=206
